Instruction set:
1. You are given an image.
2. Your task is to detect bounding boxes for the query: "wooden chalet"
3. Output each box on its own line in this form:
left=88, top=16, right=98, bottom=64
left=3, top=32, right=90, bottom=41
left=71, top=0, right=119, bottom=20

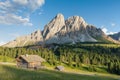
left=16, top=54, right=45, bottom=69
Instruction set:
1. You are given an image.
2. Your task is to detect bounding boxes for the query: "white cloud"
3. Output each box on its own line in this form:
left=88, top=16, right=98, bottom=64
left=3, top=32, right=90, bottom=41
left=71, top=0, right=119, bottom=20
left=108, top=32, right=117, bottom=35
left=102, top=27, right=108, bottom=34
left=0, top=41, right=6, bottom=46
left=13, top=0, right=28, bottom=5
left=38, top=12, right=42, bottom=15
left=13, top=0, right=45, bottom=12
left=38, top=11, right=44, bottom=15
left=102, top=27, right=117, bottom=35
left=0, top=1, right=12, bottom=12
left=111, top=23, right=116, bottom=27
left=0, top=0, right=45, bottom=26
left=0, top=1, right=16, bottom=14
left=29, top=0, right=44, bottom=12
left=0, top=14, right=33, bottom=26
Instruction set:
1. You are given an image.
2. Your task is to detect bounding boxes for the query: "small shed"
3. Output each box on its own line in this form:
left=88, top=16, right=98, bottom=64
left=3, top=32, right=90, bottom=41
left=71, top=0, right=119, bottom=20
left=16, top=54, right=45, bottom=69
left=55, top=66, right=64, bottom=71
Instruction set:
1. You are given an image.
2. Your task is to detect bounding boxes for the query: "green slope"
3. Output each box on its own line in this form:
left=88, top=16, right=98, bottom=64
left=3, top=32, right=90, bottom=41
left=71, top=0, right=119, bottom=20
left=0, top=65, right=119, bottom=80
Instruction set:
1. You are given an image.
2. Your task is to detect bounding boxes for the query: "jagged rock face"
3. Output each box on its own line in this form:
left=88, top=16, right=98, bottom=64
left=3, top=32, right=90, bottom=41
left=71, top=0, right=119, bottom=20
left=64, top=16, right=97, bottom=42
left=3, top=30, right=43, bottom=47
left=86, top=25, right=106, bottom=40
left=65, top=16, right=87, bottom=31
left=86, top=25, right=119, bottom=43
left=86, top=25, right=104, bottom=37
left=43, top=13, right=65, bottom=40
left=44, top=15, right=97, bottom=44
left=109, top=32, right=120, bottom=41
left=3, top=13, right=120, bottom=47
left=43, top=14, right=119, bottom=44
left=31, top=30, right=43, bottom=42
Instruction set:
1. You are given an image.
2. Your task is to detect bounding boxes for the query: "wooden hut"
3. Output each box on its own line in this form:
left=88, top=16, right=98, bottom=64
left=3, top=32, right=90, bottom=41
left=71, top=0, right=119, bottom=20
left=55, top=66, right=64, bottom=71
left=16, top=54, right=45, bottom=69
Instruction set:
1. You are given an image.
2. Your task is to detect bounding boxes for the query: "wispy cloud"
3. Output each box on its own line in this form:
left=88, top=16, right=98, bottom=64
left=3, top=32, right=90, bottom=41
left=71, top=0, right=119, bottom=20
left=0, top=41, right=6, bottom=46
left=13, top=0, right=28, bottom=6
left=13, top=0, right=45, bottom=12
left=111, top=23, right=116, bottom=27
left=102, top=27, right=108, bottom=34
left=0, top=14, right=33, bottom=26
left=0, top=0, right=45, bottom=26
left=102, top=27, right=117, bottom=35
left=38, top=12, right=43, bottom=15
left=108, top=32, right=117, bottom=35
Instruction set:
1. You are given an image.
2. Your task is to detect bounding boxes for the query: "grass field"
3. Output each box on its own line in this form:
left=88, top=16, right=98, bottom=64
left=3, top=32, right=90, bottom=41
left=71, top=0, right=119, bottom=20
left=0, top=56, right=14, bottom=62
left=0, top=65, right=119, bottom=80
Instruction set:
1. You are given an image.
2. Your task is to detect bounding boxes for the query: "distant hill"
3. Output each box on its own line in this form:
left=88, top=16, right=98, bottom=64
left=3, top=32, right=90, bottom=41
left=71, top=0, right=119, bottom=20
left=109, top=32, right=120, bottom=41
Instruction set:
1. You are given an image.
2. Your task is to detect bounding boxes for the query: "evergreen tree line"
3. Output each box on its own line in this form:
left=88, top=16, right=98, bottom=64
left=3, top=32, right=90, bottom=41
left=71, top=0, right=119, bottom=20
left=56, top=47, right=120, bottom=75
left=0, top=44, right=120, bottom=75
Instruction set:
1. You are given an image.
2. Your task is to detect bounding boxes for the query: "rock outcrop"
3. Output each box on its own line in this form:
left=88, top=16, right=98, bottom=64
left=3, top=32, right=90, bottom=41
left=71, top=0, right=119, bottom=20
left=3, top=30, right=43, bottom=47
left=42, top=13, right=65, bottom=42
left=42, top=14, right=117, bottom=44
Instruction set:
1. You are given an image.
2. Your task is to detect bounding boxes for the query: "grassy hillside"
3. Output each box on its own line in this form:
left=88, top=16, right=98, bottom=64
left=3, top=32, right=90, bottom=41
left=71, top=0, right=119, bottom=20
left=0, top=43, right=120, bottom=75
left=0, top=56, right=14, bottom=62
left=0, top=65, right=119, bottom=80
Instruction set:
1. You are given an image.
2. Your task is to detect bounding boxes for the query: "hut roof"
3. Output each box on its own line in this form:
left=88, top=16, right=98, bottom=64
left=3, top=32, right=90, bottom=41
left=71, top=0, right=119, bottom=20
left=55, top=66, right=64, bottom=71
left=20, top=54, right=45, bottom=63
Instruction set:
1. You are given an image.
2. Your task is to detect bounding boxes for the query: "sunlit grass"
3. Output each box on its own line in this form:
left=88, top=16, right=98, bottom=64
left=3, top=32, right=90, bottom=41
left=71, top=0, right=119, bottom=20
left=0, top=65, right=119, bottom=80
left=0, top=56, right=14, bottom=62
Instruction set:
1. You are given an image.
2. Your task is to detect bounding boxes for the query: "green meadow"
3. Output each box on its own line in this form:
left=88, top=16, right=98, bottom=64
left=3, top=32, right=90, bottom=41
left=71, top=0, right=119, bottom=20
left=0, top=65, right=119, bottom=80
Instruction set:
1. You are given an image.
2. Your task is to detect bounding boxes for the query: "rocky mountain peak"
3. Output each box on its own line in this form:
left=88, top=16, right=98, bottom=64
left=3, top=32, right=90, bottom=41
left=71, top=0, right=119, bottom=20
left=56, top=13, right=64, bottom=19
left=43, top=15, right=97, bottom=44
left=65, top=16, right=87, bottom=31
left=67, top=16, right=87, bottom=26
left=31, top=29, right=43, bottom=41
left=42, top=13, right=65, bottom=40
left=3, top=13, right=120, bottom=47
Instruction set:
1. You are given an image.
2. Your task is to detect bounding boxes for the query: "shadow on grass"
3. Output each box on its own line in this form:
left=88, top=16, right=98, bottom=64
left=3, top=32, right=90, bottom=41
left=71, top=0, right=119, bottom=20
left=0, top=65, right=118, bottom=80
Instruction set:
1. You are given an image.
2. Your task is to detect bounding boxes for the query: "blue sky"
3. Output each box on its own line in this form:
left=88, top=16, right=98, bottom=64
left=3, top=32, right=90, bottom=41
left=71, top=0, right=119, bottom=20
left=0, top=0, right=120, bottom=45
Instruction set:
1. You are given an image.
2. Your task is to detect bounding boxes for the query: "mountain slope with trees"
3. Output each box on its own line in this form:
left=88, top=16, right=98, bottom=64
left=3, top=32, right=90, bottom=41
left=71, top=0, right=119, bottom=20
left=0, top=43, right=120, bottom=75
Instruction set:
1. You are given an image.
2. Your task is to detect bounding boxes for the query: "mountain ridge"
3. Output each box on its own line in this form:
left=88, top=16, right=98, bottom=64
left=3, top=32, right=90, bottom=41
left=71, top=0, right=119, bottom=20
left=3, top=30, right=43, bottom=47
left=3, top=13, right=120, bottom=47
